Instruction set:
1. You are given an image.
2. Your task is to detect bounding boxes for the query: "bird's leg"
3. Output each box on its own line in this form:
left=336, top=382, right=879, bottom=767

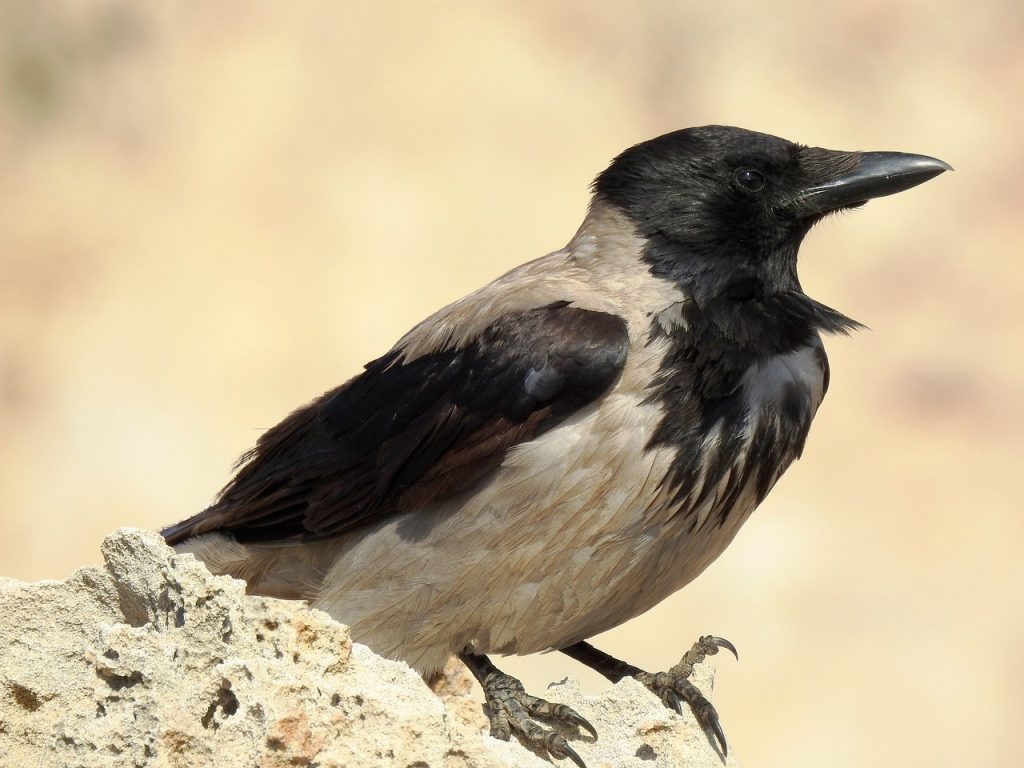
left=458, top=650, right=596, bottom=768
left=559, top=635, right=737, bottom=757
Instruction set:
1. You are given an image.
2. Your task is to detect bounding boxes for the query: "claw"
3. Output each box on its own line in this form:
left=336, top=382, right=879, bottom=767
left=708, top=635, right=739, bottom=661
left=565, top=711, right=598, bottom=740
left=662, top=687, right=683, bottom=715
left=704, top=707, right=728, bottom=757
left=559, top=741, right=588, bottom=768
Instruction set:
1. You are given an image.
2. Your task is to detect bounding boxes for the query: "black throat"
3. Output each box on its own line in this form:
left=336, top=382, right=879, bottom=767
left=648, top=287, right=860, bottom=406
left=639, top=233, right=862, bottom=525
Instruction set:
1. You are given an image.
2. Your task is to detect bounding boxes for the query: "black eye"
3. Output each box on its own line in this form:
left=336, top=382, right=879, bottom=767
left=734, top=168, right=767, bottom=193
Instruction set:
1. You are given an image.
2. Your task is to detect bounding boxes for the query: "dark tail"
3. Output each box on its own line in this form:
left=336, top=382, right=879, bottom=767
left=160, top=511, right=210, bottom=546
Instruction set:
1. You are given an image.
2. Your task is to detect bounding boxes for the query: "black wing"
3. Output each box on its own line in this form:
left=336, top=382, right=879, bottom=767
left=162, top=302, right=628, bottom=545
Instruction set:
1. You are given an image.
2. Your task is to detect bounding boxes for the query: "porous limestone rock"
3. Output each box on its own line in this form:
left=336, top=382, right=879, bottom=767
left=0, top=528, right=739, bottom=767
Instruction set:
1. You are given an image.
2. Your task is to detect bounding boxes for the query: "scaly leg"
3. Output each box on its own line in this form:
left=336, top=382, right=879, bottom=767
left=560, top=635, right=737, bottom=756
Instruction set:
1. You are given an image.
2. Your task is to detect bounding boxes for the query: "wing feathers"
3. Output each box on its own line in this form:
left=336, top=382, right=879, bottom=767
left=162, top=302, right=628, bottom=545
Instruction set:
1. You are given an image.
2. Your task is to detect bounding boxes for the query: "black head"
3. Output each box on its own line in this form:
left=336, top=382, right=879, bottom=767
left=594, top=125, right=950, bottom=306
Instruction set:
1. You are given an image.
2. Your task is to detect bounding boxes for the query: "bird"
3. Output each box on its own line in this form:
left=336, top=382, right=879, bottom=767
left=162, top=126, right=949, bottom=766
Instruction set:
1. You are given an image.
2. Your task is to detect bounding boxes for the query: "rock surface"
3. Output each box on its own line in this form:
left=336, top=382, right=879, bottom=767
left=0, top=528, right=739, bottom=767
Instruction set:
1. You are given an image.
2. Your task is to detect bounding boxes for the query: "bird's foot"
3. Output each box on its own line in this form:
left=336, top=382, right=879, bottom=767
left=635, top=635, right=738, bottom=756
left=460, top=651, right=596, bottom=767
left=560, top=635, right=736, bottom=757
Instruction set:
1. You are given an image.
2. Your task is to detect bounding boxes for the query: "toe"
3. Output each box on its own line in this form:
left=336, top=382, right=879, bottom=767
left=536, top=701, right=597, bottom=739
left=485, top=703, right=512, bottom=741
left=517, top=692, right=598, bottom=740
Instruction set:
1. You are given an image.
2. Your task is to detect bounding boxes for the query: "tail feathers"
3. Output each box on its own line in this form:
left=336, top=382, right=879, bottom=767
left=161, top=511, right=209, bottom=546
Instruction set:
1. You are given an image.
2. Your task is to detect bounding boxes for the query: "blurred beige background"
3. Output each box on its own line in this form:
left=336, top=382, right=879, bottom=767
left=1, top=1, right=1020, bottom=765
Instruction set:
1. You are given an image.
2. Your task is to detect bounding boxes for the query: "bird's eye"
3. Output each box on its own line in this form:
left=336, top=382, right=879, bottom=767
left=734, top=168, right=767, bottom=193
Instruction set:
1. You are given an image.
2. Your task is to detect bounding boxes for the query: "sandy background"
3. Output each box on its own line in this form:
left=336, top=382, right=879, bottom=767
left=1, top=2, right=1020, bottom=766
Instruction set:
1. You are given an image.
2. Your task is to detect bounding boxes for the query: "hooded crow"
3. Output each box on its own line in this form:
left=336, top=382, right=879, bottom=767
left=163, top=126, right=949, bottom=765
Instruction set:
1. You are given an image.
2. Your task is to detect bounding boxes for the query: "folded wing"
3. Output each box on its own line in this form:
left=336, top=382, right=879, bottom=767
left=162, top=301, right=629, bottom=545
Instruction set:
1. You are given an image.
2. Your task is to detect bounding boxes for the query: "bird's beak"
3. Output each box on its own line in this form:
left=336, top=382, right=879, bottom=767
left=800, top=151, right=952, bottom=213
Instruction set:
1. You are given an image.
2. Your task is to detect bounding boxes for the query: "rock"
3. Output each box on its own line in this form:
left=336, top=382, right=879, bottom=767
left=0, top=528, right=739, bottom=767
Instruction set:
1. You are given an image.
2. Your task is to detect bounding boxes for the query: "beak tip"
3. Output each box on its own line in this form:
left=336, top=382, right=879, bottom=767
left=893, top=153, right=953, bottom=178
left=922, top=156, right=954, bottom=174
